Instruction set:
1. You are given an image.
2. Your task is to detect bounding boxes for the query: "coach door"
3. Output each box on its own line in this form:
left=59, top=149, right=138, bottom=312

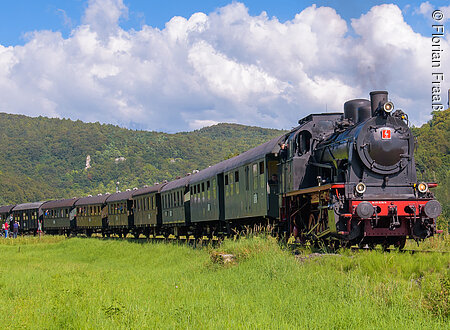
left=267, top=158, right=279, bottom=218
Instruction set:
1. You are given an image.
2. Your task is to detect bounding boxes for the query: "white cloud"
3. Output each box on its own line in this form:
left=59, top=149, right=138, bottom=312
left=415, top=2, right=450, bottom=23
left=0, top=1, right=447, bottom=132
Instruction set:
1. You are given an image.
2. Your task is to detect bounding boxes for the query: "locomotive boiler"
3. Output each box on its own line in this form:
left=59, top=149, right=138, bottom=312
left=282, top=91, right=442, bottom=249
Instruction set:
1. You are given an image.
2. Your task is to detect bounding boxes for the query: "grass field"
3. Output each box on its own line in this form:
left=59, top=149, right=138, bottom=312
left=0, top=235, right=448, bottom=329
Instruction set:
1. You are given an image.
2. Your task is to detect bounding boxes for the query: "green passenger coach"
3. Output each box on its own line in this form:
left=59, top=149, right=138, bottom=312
left=106, top=190, right=135, bottom=237
left=74, top=194, right=110, bottom=236
left=132, top=183, right=166, bottom=237
left=160, top=176, right=192, bottom=235
left=11, top=202, right=46, bottom=234
left=42, top=198, right=78, bottom=235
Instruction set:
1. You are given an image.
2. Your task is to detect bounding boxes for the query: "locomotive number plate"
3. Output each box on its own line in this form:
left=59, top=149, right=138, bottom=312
left=381, top=128, right=391, bottom=140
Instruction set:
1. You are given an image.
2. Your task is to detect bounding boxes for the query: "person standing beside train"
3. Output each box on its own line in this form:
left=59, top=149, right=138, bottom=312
left=3, top=221, right=9, bottom=238
left=13, top=220, right=19, bottom=238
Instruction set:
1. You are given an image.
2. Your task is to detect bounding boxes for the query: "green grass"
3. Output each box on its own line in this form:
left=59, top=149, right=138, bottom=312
left=0, top=235, right=448, bottom=329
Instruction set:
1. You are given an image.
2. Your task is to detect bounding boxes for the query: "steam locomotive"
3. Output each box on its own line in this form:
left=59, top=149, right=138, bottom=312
left=0, top=91, right=442, bottom=249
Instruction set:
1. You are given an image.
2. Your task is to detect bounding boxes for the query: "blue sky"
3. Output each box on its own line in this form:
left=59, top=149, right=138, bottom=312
left=1, top=0, right=448, bottom=46
left=0, top=0, right=448, bottom=132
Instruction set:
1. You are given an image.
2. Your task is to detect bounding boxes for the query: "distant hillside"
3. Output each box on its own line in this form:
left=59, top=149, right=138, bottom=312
left=412, top=108, right=450, bottom=228
left=0, top=113, right=285, bottom=204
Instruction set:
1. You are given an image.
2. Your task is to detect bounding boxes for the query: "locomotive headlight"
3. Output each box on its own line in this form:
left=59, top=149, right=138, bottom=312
left=417, top=182, right=428, bottom=193
left=355, top=182, right=366, bottom=194
left=383, top=102, right=394, bottom=113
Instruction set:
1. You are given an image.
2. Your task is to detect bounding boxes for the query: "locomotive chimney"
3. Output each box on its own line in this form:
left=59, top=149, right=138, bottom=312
left=369, top=91, right=388, bottom=115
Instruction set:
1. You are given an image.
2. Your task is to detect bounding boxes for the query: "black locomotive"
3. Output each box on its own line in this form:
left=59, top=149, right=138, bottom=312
left=0, top=91, right=442, bottom=249
left=281, top=91, right=442, bottom=248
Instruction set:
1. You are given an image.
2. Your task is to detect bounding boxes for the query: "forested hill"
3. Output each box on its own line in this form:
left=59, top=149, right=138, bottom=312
left=0, top=113, right=285, bottom=204
left=413, top=108, right=450, bottom=223
left=0, top=110, right=449, bottom=221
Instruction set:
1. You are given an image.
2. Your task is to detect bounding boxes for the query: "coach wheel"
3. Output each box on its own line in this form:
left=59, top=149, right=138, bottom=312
left=381, top=242, right=390, bottom=252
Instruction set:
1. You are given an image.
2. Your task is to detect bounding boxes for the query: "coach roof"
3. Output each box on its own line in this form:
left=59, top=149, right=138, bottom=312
left=106, top=190, right=135, bottom=203
left=75, top=194, right=110, bottom=206
left=42, top=198, right=79, bottom=209
left=0, top=205, right=15, bottom=214
left=12, top=201, right=47, bottom=211
left=132, top=183, right=167, bottom=197
left=161, top=175, right=193, bottom=192
left=190, top=135, right=284, bottom=184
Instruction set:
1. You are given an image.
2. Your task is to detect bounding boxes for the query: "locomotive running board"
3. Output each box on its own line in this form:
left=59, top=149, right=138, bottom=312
left=285, top=184, right=333, bottom=197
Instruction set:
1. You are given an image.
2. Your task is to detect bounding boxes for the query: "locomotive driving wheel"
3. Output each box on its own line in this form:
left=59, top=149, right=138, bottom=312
left=394, top=237, right=406, bottom=251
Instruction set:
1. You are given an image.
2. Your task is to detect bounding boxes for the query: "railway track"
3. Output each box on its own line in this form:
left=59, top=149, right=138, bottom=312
left=88, top=234, right=449, bottom=255
left=350, top=246, right=450, bottom=254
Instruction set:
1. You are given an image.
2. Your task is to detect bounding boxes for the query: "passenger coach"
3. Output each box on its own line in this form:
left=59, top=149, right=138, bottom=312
left=42, top=198, right=78, bottom=235
left=11, top=202, right=46, bottom=234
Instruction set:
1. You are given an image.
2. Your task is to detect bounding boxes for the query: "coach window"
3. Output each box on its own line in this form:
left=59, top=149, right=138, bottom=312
left=253, top=164, right=258, bottom=190
left=245, top=166, right=249, bottom=190
left=202, top=182, right=205, bottom=193
left=225, top=174, right=229, bottom=185
left=235, top=171, right=240, bottom=194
